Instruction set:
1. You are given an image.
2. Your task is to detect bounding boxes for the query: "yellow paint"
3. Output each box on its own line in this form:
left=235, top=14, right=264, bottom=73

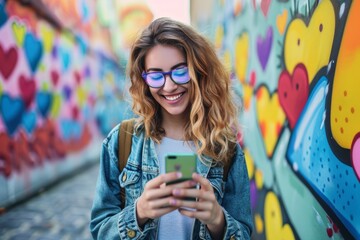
left=244, top=148, right=254, bottom=179
left=243, top=82, right=253, bottom=111
left=256, top=87, right=285, bottom=157
left=222, top=49, right=232, bottom=72
left=215, top=25, right=224, bottom=50
left=118, top=2, right=154, bottom=48
left=42, top=82, right=49, bottom=91
left=276, top=9, right=288, bottom=35
left=265, top=192, right=295, bottom=240
left=50, top=94, right=61, bottom=117
left=255, top=213, right=264, bottom=234
left=255, top=169, right=263, bottom=189
left=76, top=87, right=87, bottom=107
left=235, top=32, right=249, bottom=83
left=284, top=0, right=335, bottom=82
left=331, top=1, right=360, bottom=149
left=39, top=23, right=55, bottom=53
left=12, top=21, right=26, bottom=47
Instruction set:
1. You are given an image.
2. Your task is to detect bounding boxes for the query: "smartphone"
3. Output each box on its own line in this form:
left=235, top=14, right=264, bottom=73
left=165, top=153, right=197, bottom=185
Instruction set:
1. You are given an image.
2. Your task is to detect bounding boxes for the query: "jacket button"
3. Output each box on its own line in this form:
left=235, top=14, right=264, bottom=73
left=122, top=172, right=127, bottom=182
left=127, top=229, right=136, bottom=238
left=230, top=235, right=236, bottom=240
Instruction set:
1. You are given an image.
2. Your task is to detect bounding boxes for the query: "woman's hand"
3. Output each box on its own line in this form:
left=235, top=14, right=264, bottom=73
left=169, top=173, right=225, bottom=239
left=136, top=172, right=196, bottom=227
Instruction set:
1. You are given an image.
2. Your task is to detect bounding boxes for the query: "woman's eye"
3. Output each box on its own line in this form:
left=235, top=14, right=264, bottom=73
left=173, top=68, right=187, bottom=76
left=149, top=73, right=163, bottom=80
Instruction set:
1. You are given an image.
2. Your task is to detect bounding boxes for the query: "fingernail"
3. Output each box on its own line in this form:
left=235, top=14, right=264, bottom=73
left=176, top=172, right=182, bottom=178
left=170, top=199, right=177, bottom=205
left=173, top=189, right=180, bottom=196
left=190, top=180, right=197, bottom=186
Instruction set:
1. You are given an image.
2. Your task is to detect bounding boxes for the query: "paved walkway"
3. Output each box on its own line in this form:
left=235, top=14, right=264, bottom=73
left=0, top=163, right=99, bottom=240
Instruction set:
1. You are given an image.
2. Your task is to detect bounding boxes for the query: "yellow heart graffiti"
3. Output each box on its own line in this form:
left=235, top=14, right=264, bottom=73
left=255, top=214, right=264, bottom=234
left=265, top=192, right=295, bottom=240
left=50, top=93, right=62, bottom=118
left=76, top=87, right=87, bottom=107
left=244, top=148, right=254, bottom=179
left=39, top=23, right=55, bottom=53
left=243, top=82, right=254, bottom=111
left=235, top=32, right=249, bottom=83
left=256, top=86, right=285, bottom=157
left=276, top=9, right=288, bottom=35
left=12, top=21, right=26, bottom=47
left=284, top=0, right=335, bottom=82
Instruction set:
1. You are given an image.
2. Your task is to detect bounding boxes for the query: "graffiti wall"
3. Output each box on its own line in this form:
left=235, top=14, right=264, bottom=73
left=0, top=0, right=149, bottom=208
left=191, top=0, right=359, bottom=239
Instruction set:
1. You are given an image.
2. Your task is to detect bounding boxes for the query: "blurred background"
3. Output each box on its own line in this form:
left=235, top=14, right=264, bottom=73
left=0, top=0, right=359, bottom=239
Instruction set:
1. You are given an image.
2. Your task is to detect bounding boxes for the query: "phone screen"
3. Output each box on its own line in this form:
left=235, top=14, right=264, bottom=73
left=165, top=153, right=196, bottom=184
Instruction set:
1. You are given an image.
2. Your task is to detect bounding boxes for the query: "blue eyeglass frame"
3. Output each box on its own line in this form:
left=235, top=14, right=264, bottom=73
left=141, top=66, right=190, bottom=88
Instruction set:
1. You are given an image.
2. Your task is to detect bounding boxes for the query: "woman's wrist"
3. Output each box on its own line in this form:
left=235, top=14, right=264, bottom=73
left=136, top=199, right=149, bottom=228
left=206, top=207, right=225, bottom=239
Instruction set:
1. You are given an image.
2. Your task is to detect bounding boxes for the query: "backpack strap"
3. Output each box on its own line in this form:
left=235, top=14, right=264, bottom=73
left=118, top=118, right=135, bottom=209
left=222, top=142, right=236, bottom=181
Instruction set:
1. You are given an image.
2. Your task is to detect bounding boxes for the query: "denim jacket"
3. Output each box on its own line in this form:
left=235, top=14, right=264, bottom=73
left=90, top=123, right=253, bottom=239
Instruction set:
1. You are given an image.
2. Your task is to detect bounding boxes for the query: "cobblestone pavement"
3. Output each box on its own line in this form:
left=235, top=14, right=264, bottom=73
left=0, top=163, right=99, bottom=240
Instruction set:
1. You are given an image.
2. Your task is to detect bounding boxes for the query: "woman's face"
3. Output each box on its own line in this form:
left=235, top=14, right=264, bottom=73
left=144, top=44, right=191, bottom=120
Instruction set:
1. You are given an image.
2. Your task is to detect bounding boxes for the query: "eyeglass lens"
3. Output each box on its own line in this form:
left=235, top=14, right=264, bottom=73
left=143, top=67, right=190, bottom=88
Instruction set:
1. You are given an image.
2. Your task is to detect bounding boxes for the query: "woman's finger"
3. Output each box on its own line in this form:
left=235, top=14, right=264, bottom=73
left=145, top=172, right=183, bottom=189
left=169, top=198, right=212, bottom=211
left=192, top=173, right=214, bottom=192
left=144, top=180, right=197, bottom=200
left=172, top=188, right=214, bottom=202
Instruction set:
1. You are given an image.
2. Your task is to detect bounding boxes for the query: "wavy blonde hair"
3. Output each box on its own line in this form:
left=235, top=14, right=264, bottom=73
left=128, top=17, right=239, bottom=165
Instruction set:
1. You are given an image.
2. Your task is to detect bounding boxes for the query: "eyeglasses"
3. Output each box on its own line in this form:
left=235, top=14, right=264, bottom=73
left=142, top=66, right=190, bottom=88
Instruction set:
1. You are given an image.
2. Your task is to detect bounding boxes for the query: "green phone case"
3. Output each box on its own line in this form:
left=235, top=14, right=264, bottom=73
left=165, top=153, right=196, bottom=183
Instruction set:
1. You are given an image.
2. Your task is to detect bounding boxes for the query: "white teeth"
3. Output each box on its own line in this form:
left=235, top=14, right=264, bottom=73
left=164, top=93, right=183, bottom=101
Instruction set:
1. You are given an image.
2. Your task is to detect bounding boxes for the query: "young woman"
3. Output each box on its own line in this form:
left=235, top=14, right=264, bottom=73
left=90, top=17, right=253, bottom=240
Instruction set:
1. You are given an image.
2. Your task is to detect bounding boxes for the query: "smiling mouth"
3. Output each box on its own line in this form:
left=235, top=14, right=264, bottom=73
left=163, top=93, right=184, bottom=101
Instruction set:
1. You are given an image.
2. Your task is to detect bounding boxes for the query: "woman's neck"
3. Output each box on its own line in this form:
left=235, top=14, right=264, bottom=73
left=161, top=111, right=188, bottom=140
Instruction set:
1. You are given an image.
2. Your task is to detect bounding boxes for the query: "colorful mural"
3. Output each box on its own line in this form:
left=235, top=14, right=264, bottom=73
left=192, top=0, right=359, bottom=239
left=0, top=0, right=145, bottom=207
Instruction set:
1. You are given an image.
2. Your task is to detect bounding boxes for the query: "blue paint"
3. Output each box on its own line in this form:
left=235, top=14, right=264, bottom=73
left=58, top=46, right=71, bottom=72
left=287, top=76, right=360, bottom=239
left=36, top=91, right=52, bottom=118
left=0, top=94, right=24, bottom=135
left=24, top=33, right=43, bottom=73
left=22, top=110, right=36, bottom=134
left=0, top=2, right=8, bottom=27
left=60, top=118, right=82, bottom=140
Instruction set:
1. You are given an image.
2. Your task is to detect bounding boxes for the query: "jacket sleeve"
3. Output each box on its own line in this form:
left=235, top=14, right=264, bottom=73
left=199, top=145, right=253, bottom=240
left=221, top=145, right=253, bottom=239
left=89, top=127, right=155, bottom=239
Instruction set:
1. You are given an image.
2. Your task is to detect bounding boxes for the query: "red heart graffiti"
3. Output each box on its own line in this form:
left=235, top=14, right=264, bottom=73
left=19, top=75, right=36, bottom=109
left=278, top=63, right=309, bottom=129
left=74, top=70, right=81, bottom=85
left=72, top=105, right=79, bottom=119
left=251, top=0, right=256, bottom=9
left=261, top=0, right=271, bottom=17
left=51, top=70, right=59, bottom=87
left=0, top=44, right=18, bottom=80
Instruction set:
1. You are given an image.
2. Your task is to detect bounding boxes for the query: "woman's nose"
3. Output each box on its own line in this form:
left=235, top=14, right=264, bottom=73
left=162, top=74, right=177, bottom=91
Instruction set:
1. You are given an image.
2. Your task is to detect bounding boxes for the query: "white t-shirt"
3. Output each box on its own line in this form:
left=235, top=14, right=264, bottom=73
left=155, top=137, right=196, bottom=240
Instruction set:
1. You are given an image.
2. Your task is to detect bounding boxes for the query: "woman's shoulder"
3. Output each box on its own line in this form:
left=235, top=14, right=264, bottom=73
left=103, top=118, right=145, bottom=146
left=234, top=143, right=245, bottom=158
left=102, top=123, right=121, bottom=146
